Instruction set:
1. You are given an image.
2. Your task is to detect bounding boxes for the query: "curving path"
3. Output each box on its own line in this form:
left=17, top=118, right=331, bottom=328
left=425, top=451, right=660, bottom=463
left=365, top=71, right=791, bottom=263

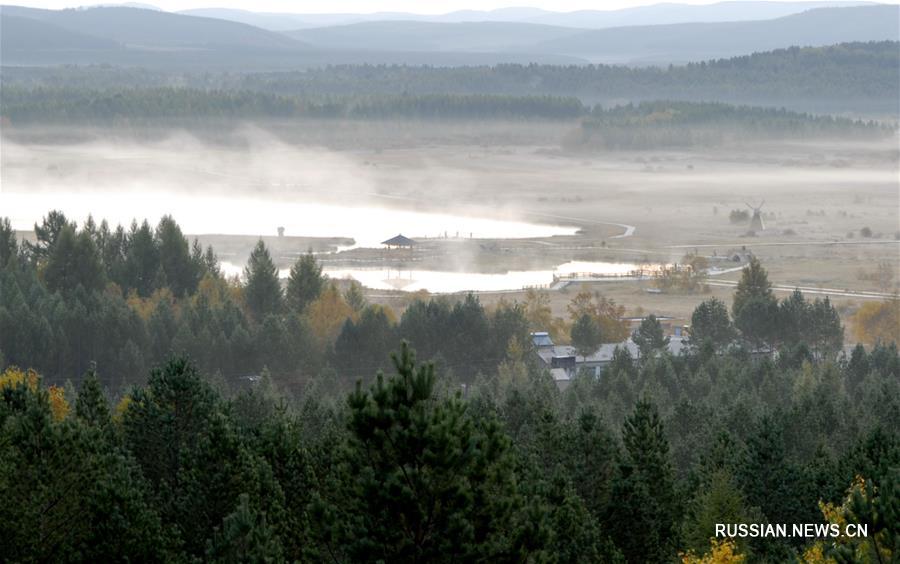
left=520, top=211, right=636, bottom=239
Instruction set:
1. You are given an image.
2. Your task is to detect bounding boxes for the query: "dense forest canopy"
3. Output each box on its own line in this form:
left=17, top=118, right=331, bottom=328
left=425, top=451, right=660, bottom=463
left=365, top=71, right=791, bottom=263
left=0, top=211, right=898, bottom=562
left=3, top=41, right=897, bottom=115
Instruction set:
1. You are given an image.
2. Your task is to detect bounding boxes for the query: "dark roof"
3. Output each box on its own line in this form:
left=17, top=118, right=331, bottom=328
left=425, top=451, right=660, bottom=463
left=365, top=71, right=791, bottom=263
left=381, top=234, right=416, bottom=246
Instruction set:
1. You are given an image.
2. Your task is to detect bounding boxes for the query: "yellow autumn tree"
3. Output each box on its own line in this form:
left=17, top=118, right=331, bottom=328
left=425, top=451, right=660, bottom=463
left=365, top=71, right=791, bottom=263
left=127, top=287, right=176, bottom=321
left=0, top=367, right=68, bottom=420
left=853, top=300, right=900, bottom=344
left=803, top=475, right=892, bottom=564
left=114, top=395, right=132, bottom=423
left=194, top=272, right=225, bottom=308
left=523, top=288, right=568, bottom=342
left=0, top=366, right=39, bottom=391
left=306, top=282, right=355, bottom=346
left=497, top=336, right=530, bottom=389
left=47, top=385, right=70, bottom=421
left=681, top=539, right=745, bottom=564
left=524, top=288, right=554, bottom=329
left=567, top=287, right=629, bottom=342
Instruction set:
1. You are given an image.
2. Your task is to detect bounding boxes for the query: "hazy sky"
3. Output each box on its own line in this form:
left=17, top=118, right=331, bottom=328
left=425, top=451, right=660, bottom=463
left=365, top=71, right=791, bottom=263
left=12, top=0, right=899, bottom=13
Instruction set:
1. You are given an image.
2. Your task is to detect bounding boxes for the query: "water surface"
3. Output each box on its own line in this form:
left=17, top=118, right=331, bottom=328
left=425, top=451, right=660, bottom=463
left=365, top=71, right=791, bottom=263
left=220, top=260, right=651, bottom=293
left=2, top=190, right=577, bottom=248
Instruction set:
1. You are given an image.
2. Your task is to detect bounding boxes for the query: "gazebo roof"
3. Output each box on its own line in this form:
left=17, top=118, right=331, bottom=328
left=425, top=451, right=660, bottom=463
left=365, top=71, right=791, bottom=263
left=381, top=234, right=416, bottom=247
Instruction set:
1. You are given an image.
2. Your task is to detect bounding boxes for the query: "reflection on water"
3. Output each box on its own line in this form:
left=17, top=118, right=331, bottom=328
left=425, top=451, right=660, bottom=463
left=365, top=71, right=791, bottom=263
left=220, top=260, right=653, bottom=293
left=554, top=261, right=647, bottom=277
left=325, top=268, right=557, bottom=293
left=2, top=190, right=577, bottom=247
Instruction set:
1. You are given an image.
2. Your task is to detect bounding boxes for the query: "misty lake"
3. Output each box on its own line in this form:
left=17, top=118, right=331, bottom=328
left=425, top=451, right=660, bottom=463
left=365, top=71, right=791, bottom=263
left=2, top=190, right=577, bottom=248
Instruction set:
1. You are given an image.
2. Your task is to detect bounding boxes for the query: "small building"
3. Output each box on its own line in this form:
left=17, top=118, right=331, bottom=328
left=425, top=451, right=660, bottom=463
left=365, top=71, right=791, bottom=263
left=531, top=331, right=554, bottom=348
left=381, top=234, right=416, bottom=249
left=531, top=331, right=688, bottom=390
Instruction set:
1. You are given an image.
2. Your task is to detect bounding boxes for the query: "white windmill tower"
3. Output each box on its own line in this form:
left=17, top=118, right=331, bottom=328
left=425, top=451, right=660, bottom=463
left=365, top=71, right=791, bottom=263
left=746, top=201, right=766, bottom=231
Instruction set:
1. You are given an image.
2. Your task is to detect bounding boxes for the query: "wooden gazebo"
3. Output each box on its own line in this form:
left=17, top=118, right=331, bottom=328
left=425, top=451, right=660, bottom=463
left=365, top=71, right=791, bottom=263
left=381, top=234, right=417, bottom=249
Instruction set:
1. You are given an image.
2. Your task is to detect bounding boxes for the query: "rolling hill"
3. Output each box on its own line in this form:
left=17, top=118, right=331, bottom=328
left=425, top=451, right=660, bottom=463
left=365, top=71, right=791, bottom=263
left=285, top=5, right=900, bottom=64
left=1, top=14, right=120, bottom=51
left=535, top=5, right=900, bottom=63
left=284, top=21, right=584, bottom=53
left=178, top=2, right=875, bottom=31
left=1, top=4, right=897, bottom=68
left=0, top=5, right=304, bottom=51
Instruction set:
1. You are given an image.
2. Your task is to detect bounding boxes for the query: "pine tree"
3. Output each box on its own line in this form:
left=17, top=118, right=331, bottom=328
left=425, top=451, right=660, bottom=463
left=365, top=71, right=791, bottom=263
left=44, top=225, right=106, bottom=293
left=156, top=215, right=196, bottom=297
left=847, top=343, right=870, bottom=391
left=571, top=313, right=602, bottom=361
left=204, top=245, right=221, bottom=278
left=809, top=297, right=844, bottom=359
left=122, top=357, right=284, bottom=557
left=244, top=240, right=283, bottom=321
left=683, top=468, right=759, bottom=556
left=125, top=220, right=160, bottom=297
left=777, top=289, right=810, bottom=347
left=446, top=293, right=491, bottom=371
left=732, top=256, right=774, bottom=318
left=690, top=298, right=735, bottom=350
left=632, top=314, right=670, bottom=360
left=316, top=342, right=540, bottom=561
left=334, top=305, right=396, bottom=379
left=735, top=296, right=779, bottom=350
left=737, top=416, right=815, bottom=557
left=75, top=370, right=111, bottom=427
left=0, top=217, right=17, bottom=267
left=732, top=258, right=779, bottom=349
left=608, top=399, right=680, bottom=563
left=205, top=494, right=284, bottom=563
left=343, top=280, right=367, bottom=314
left=27, top=210, right=70, bottom=262
left=286, top=251, right=324, bottom=314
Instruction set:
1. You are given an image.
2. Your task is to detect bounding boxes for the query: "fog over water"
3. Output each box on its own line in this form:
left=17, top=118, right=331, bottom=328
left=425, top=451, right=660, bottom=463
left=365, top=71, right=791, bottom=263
left=0, top=134, right=580, bottom=246
left=2, top=190, right=577, bottom=247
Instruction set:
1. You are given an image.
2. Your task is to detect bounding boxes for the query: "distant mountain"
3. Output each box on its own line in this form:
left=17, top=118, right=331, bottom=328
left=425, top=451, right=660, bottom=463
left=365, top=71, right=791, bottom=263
left=0, top=5, right=587, bottom=68
left=175, top=8, right=553, bottom=31
left=285, top=21, right=583, bottom=53
left=179, top=1, right=875, bottom=31
left=1, top=13, right=120, bottom=51
left=2, top=4, right=896, bottom=68
left=93, top=2, right=161, bottom=10
left=177, top=8, right=334, bottom=31
left=534, top=5, right=900, bottom=63
left=0, top=5, right=304, bottom=51
left=282, top=6, right=899, bottom=64
left=526, top=1, right=876, bottom=28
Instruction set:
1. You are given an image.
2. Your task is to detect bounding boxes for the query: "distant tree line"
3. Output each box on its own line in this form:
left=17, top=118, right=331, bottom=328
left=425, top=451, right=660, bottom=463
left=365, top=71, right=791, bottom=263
left=0, top=87, right=585, bottom=123
left=3, top=86, right=891, bottom=149
left=571, top=101, right=889, bottom=149
left=4, top=41, right=896, bottom=114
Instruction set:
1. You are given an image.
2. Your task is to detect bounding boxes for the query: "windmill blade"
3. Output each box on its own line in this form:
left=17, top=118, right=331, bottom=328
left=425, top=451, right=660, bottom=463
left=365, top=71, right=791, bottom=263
left=745, top=202, right=754, bottom=209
